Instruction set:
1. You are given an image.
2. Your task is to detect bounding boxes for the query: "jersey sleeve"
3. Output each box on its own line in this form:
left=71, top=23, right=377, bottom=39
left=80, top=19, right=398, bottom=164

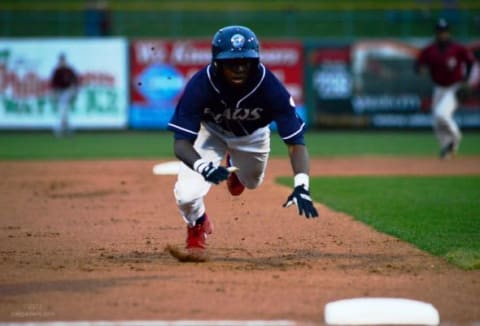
left=461, top=45, right=476, bottom=65
left=456, top=45, right=476, bottom=81
left=269, top=78, right=306, bottom=145
left=415, top=47, right=429, bottom=72
left=167, top=72, right=206, bottom=141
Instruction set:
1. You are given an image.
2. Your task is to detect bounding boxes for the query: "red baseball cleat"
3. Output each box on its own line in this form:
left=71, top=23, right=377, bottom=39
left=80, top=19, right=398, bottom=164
left=226, top=154, right=245, bottom=196
left=186, top=214, right=213, bottom=250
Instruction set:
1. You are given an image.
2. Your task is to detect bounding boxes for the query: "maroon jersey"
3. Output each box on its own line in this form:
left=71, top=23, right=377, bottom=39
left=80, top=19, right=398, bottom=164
left=416, top=41, right=475, bottom=87
left=51, top=66, right=78, bottom=90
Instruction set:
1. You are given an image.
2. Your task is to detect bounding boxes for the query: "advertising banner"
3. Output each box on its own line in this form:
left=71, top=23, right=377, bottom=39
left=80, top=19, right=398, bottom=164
left=0, top=38, right=128, bottom=129
left=311, top=39, right=480, bottom=128
left=130, top=39, right=305, bottom=129
left=310, top=44, right=358, bottom=127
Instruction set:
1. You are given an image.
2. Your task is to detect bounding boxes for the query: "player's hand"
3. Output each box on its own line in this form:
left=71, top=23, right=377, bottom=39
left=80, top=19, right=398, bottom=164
left=283, top=185, right=319, bottom=218
left=195, top=161, right=229, bottom=184
left=455, top=83, right=472, bottom=102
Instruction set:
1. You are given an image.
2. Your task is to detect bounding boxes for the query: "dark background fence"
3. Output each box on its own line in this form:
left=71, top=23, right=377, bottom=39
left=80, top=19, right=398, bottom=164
left=1, top=0, right=479, bottom=38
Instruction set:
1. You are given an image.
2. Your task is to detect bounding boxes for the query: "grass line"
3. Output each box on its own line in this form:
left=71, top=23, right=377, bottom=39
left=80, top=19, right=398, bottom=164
left=1, top=131, right=480, bottom=160
left=278, top=175, right=480, bottom=269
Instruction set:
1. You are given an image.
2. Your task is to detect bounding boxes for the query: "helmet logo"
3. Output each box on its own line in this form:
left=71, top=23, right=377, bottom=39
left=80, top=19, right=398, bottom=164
left=231, top=34, right=245, bottom=49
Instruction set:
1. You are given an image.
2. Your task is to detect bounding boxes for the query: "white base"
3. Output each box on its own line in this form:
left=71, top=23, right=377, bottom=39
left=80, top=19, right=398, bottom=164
left=152, top=161, right=182, bottom=175
left=325, top=297, right=440, bottom=325
left=152, top=161, right=238, bottom=176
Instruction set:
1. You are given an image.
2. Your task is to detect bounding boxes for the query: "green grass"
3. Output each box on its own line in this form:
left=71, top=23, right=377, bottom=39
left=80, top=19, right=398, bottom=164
left=278, top=175, right=480, bottom=269
left=0, top=131, right=175, bottom=160
left=1, top=130, right=480, bottom=160
left=275, top=131, right=480, bottom=157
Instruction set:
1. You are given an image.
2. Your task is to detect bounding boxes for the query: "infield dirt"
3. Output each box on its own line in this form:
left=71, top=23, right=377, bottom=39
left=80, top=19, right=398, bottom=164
left=0, top=157, right=479, bottom=324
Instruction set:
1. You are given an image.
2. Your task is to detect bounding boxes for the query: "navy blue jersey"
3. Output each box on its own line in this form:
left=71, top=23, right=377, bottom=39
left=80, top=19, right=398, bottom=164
left=168, top=63, right=305, bottom=145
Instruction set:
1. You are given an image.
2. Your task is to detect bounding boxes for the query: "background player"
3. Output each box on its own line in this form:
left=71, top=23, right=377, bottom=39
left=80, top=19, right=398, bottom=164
left=415, top=18, right=475, bottom=159
left=50, top=53, right=79, bottom=137
left=168, top=25, right=318, bottom=255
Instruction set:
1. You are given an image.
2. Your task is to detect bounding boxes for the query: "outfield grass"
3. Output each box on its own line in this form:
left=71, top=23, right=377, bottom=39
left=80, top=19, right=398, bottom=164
left=301, top=131, right=480, bottom=157
left=278, top=176, right=480, bottom=269
left=1, top=130, right=480, bottom=160
left=0, top=131, right=175, bottom=160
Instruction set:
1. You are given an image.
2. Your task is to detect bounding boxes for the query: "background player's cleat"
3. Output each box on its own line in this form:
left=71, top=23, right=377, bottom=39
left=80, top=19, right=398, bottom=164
left=186, top=214, right=213, bottom=250
left=226, top=154, right=245, bottom=196
left=439, top=141, right=454, bottom=160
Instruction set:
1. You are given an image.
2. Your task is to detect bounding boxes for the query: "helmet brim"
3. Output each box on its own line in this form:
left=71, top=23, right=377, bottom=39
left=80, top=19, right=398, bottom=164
left=215, top=50, right=259, bottom=60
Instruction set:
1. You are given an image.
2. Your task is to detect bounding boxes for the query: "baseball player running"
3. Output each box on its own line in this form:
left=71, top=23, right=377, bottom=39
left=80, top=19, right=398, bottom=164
left=168, top=25, right=318, bottom=255
left=415, top=18, right=475, bottom=159
left=50, top=53, right=79, bottom=138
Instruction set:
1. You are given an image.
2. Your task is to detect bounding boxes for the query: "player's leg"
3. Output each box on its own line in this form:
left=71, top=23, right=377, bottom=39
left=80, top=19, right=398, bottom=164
left=432, top=87, right=449, bottom=148
left=228, top=150, right=269, bottom=190
left=63, top=88, right=76, bottom=136
left=432, top=85, right=461, bottom=157
left=52, top=91, right=62, bottom=137
left=224, top=125, right=270, bottom=193
left=173, top=125, right=227, bottom=226
left=57, top=91, right=70, bottom=137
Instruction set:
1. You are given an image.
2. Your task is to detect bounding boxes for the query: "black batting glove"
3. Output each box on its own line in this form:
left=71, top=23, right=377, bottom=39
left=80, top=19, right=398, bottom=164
left=194, top=160, right=229, bottom=184
left=283, top=185, right=319, bottom=218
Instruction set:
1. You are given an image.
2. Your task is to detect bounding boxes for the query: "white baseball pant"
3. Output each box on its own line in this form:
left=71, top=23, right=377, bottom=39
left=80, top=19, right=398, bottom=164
left=431, top=83, right=462, bottom=150
left=174, top=124, right=270, bottom=226
left=53, top=87, right=76, bottom=137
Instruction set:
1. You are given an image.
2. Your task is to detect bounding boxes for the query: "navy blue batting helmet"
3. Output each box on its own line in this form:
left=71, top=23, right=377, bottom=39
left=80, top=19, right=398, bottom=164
left=435, top=18, right=449, bottom=32
left=211, top=25, right=260, bottom=61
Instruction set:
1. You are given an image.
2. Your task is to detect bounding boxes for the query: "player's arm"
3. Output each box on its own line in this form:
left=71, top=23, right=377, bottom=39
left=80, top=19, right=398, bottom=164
left=173, top=138, right=201, bottom=169
left=287, top=143, right=310, bottom=176
left=72, top=69, right=80, bottom=89
left=454, top=47, right=476, bottom=102
left=172, top=136, right=230, bottom=185
left=414, top=59, right=428, bottom=75
left=171, top=134, right=229, bottom=185
left=168, top=69, right=230, bottom=185
left=283, top=142, right=318, bottom=218
left=462, top=46, right=476, bottom=83
left=274, top=106, right=318, bottom=218
left=265, top=69, right=318, bottom=218
left=414, top=48, right=429, bottom=76
left=269, top=89, right=318, bottom=217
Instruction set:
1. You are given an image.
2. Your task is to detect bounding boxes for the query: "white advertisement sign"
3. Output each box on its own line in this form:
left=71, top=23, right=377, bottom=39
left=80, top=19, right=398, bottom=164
left=0, top=38, right=128, bottom=129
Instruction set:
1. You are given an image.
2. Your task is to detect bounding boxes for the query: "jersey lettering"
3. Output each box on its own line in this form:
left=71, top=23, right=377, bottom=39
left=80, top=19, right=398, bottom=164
left=447, top=57, right=457, bottom=70
left=204, top=107, right=264, bottom=124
